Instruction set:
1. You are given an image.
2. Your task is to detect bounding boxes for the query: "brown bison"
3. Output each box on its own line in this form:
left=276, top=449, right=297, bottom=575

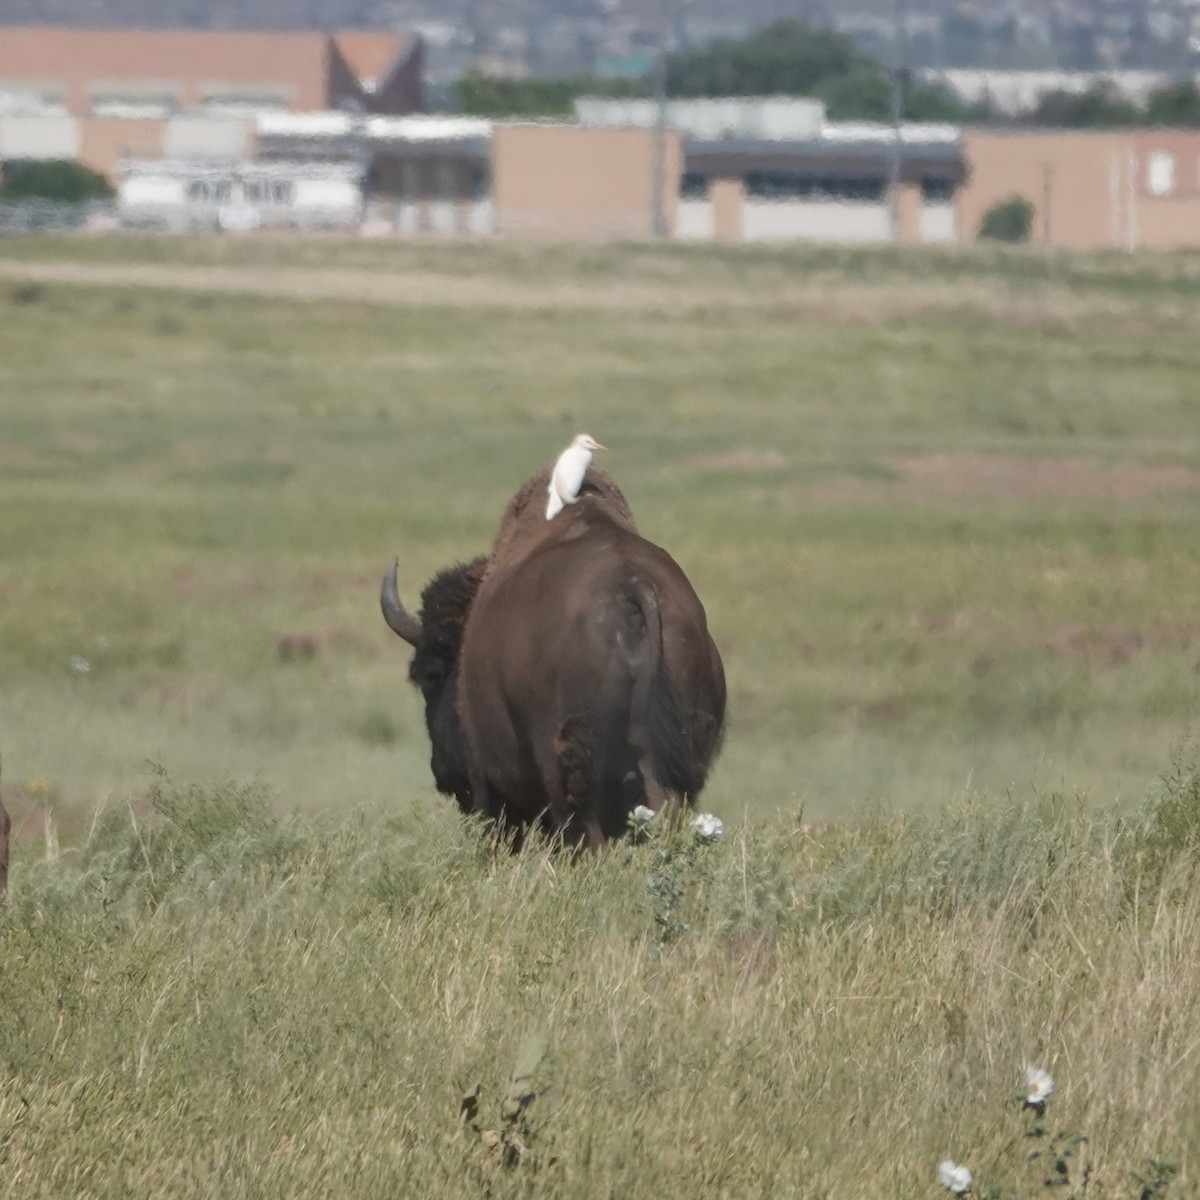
left=0, top=761, right=9, bottom=898
left=381, top=460, right=726, bottom=847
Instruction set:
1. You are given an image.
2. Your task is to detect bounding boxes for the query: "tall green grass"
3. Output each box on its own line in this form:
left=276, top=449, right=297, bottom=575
left=3, top=760, right=1200, bottom=1196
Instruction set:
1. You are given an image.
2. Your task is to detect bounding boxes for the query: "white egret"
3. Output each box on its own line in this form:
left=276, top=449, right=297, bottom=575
left=546, top=433, right=605, bottom=520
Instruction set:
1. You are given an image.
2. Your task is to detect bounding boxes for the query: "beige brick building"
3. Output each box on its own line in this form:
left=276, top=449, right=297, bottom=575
left=0, top=25, right=423, bottom=180
left=491, top=125, right=683, bottom=239
left=958, top=129, right=1200, bottom=250
left=0, top=25, right=422, bottom=118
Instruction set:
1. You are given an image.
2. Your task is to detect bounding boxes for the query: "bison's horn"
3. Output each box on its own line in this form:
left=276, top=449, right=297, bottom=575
left=380, top=558, right=422, bottom=645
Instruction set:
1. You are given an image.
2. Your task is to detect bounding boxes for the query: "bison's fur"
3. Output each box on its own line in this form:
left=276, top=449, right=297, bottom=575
left=405, top=557, right=487, bottom=812
left=0, top=762, right=9, bottom=898
left=382, top=463, right=725, bottom=847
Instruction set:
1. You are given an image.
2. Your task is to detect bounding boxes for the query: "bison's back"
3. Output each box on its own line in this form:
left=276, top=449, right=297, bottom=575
left=457, top=501, right=725, bottom=836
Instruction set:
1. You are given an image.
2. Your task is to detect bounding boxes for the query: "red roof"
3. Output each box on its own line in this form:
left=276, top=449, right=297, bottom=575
left=332, top=32, right=413, bottom=91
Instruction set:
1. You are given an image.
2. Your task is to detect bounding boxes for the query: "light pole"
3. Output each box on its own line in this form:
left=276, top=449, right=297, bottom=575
left=888, top=0, right=909, bottom=241
left=650, top=0, right=670, bottom=238
left=1040, top=160, right=1055, bottom=244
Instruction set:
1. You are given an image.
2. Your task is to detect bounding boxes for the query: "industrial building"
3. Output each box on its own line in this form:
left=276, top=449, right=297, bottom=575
left=0, top=25, right=423, bottom=118
left=105, top=98, right=963, bottom=245
left=0, top=24, right=423, bottom=179
left=1, top=25, right=1197, bottom=251
left=103, top=109, right=1200, bottom=250
left=960, top=128, right=1200, bottom=251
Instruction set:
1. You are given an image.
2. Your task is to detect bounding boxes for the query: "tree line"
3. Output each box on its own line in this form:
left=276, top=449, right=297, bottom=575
left=454, top=19, right=1200, bottom=128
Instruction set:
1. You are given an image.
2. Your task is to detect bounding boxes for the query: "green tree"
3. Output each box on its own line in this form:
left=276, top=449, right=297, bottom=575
left=0, top=159, right=114, bottom=202
left=665, top=19, right=862, bottom=97
left=978, top=194, right=1035, bottom=243
left=904, top=79, right=988, bottom=122
left=663, top=20, right=980, bottom=124
left=455, top=73, right=647, bottom=118
left=814, top=64, right=892, bottom=120
left=1145, top=80, right=1200, bottom=127
left=1028, top=80, right=1142, bottom=127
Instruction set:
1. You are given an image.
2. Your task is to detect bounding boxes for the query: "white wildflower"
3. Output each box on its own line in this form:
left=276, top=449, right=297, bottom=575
left=938, top=1159, right=972, bottom=1194
left=68, top=655, right=90, bottom=674
left=1025, top=1064, right=1054, bottom=1106
left=631, top=805, right=656, bottom=823
left=689, top=812, right=724, bottom=841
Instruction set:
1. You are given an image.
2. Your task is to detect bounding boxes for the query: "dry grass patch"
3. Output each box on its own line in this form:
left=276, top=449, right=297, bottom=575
left=894, top=452, right=1200, bottom=501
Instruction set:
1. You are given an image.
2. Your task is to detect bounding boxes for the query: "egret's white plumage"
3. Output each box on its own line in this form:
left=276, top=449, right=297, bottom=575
left=546, top=433, right=605, bottom=519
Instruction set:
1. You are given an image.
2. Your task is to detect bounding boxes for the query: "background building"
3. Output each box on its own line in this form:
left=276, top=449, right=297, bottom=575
left=570, top=98, right=963, bottom=244
left=113, top=100, right=967, bottom=245
left=0, top=26, right=423, bottom=118
left=118, top=158, right=364, bottom=232
left=491, top=124, right=683, bottom=239
left=959, top=128, right=1200, bottom=250
left=0, top=25, right=423, bottom=178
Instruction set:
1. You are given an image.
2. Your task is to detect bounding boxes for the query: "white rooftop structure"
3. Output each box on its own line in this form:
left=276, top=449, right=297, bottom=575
left=256, top=111, right=492, bottom=142
left=574, top=95, right=825, bottom=141
left=820, top=121, right=960, bottom=145
left=362, top=115, right=492, bottom=141
left=257, top=111, right=355, bottom=137
left=0, top=85, right=68, bottom=117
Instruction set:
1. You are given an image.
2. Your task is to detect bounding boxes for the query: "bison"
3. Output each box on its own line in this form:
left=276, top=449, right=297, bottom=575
left=381, top=459, right=726, bottom=847
left=0, top=758, right=9, bottom=898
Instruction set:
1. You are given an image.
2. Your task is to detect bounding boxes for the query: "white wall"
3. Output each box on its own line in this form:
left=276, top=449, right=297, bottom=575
left=293, top=177, right=360, bottom=213
left=674, top=198, right=714, bottom=239
left=465, top=200, right=493, bottom=236
left=0, top=114, right=80, bottom=159
left=120, top=174, right=184, bottom=206
left=919, top=201, right=956, bottom=243
left=163, top=115, right=252, bottom=160
left=742, top=199, right=891, bottom=243
left=427, top=199, right=458, bottom=233
left=575, top=96, right=825, bottom=140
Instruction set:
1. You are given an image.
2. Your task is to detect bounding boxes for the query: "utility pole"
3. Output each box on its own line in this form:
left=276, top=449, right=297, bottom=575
left=888, top=0, right=908, bottom=241
left=1040, top=161, right=1055, bottom=244
left=650, top=0, right=670, bottom=238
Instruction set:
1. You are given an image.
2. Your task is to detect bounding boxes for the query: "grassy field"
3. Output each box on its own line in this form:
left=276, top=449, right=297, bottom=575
left=4, top=237, right=1200, bottom=829
left=3, top=235, right=1200, bottom=1194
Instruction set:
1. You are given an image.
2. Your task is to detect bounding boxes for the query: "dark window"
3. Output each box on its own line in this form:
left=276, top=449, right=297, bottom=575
left=401, top=160, right=437, bottom=201
left=743, top=171, right=885, bottom=202
left=186, top=178, right=232, bottom=204
left=466, top=166, right=490, bottom=201
left=244, top=179, right=294, bottom=206
left=921, top=177, right=955, bottom=203
left=680, top=172, right=708, bottom=200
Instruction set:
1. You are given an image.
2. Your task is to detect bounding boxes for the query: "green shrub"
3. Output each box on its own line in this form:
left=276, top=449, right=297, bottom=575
left=978, top=194, right=1035, bottom=243
left=0, top=158, right=114, bottom=202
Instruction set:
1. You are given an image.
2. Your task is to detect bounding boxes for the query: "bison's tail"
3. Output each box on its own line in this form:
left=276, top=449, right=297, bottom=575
left=629, top=583, right=708, bottom=805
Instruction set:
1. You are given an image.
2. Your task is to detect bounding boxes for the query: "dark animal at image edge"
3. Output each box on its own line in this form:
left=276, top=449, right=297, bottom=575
left=381, top=462, right=726, bottom=848
left=0, top=752, right=10, bottom=898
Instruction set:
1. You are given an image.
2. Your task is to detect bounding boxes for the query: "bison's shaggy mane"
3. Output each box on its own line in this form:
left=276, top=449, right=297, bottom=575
left=407, top=557, right=488, bottom=812
left=408, top=557, right=487, bottom=695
